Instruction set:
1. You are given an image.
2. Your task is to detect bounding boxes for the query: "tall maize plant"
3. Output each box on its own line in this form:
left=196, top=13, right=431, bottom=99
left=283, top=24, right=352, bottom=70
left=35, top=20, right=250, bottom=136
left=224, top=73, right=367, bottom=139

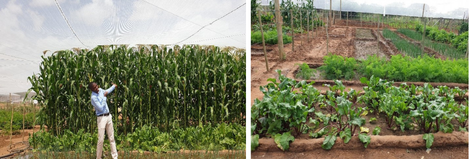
left=27, top=45, right=246, bottom=136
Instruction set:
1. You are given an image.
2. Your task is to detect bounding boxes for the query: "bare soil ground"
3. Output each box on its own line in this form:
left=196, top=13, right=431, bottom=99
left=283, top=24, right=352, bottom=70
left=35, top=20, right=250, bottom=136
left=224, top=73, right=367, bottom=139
left=251, top=19, right=469, bottom=158
left=252, top=146, right=467, bottom=159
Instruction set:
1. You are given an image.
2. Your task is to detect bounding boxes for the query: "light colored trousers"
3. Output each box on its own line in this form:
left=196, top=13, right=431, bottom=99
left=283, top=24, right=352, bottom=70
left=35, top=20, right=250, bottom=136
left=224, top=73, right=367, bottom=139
left=96, top=114, right=118, bottom=159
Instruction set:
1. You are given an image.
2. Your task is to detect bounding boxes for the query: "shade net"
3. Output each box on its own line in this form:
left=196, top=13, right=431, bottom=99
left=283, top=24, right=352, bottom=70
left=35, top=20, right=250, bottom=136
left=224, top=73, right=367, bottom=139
left=0, top=0, right=246, bottom=95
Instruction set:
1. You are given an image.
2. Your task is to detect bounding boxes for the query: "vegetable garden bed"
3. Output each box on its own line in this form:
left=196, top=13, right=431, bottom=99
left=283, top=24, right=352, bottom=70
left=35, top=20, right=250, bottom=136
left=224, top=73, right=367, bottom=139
left=251, top=71, right=468, bottom=152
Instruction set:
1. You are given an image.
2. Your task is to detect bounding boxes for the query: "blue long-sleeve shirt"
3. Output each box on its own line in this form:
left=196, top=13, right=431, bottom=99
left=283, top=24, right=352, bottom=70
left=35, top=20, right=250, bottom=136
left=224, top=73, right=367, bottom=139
left=91, top=85, right=115, bottom=116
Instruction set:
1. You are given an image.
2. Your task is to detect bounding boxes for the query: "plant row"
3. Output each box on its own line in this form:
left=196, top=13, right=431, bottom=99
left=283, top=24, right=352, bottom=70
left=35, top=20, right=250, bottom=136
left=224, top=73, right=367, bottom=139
left=397, top=28, right=465, bottom=59
left=27, top=45, right=246, bottom=136
left=317, top=54, right=468, bottom=83
left=416, top=24, right=468, bottom=53
left=251, top=30, right=293, bottom=45
left=382, top=28, right=425, bottom=57
left=251, top=71, right=467, bottom=151
left=0, top=108, right=36, bottom=135
left=30, top=123, right=245, bottom=152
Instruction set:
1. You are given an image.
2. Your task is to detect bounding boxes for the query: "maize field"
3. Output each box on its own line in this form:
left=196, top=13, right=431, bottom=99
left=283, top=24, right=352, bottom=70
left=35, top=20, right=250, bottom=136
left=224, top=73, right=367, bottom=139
left=27, top=45, right=246, bottom=136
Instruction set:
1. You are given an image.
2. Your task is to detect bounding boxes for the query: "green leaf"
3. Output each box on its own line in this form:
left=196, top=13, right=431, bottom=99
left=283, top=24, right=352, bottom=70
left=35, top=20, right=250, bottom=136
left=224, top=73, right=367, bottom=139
left=251, top=135, right=259, bottom=151
left=339, top=128, right=352, bottom=143
left=372, top=127, right=381, bottom=135
left=322, top=134, right=337, bottom=150
left=274, top=132, right=295, bottom=151
left=422, top=133, right=434, bottom=149
left=358, top=133, right=371, bottom=148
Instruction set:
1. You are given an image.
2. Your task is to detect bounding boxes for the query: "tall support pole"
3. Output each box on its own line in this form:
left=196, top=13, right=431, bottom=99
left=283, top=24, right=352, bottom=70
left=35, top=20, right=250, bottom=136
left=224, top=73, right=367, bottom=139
left=300, top=9, right=303, bottom=46
left=307, top=11, right=310, bottom=42
left=421, top=4, right=426, bottom=56
left=329, top=0, right=332, bottom=26
left=311, top=9, right=314, bottom=39
left=258, top=14, right=269, bottom=71
left=346, top=11, right=348, bottom=26
left=377, top=15, right=380, bottom=51
left=360, top=13, right=363, bottom=27
left=340, top=0, right=342, bottom=20
left=291, top=9, right=295, bottom=52
left=274, top=0, right=285, bottom=60
left=9, top=93, right=13, bottom=149
left=327, top=4, right=330, bottom=54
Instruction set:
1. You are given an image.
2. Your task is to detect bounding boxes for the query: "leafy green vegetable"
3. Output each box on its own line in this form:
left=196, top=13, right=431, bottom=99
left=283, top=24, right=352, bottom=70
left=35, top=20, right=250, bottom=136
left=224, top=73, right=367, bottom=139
left=339, top=128, right=352, bottom=143
left=422, top=133, right=434, bottom=149
left=319, top=54, right=357, bottom=80
left=251, top=134, right=260, bottom=151
left=296, top=63, right=317, bottom=79
left=358, top=133, right=371, bottom=148
left=274, top=132, right=295, bottom=151
left=251, top=30, right=293, bottom=44
left=372, top=127, right=381, bottom=135
left=322, top=134, right=337, bottom=150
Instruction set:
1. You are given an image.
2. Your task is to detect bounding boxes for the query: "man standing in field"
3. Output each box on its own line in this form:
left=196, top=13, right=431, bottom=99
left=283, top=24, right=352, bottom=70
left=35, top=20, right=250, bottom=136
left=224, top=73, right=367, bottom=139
left=89, top=82, right=118, bottom=159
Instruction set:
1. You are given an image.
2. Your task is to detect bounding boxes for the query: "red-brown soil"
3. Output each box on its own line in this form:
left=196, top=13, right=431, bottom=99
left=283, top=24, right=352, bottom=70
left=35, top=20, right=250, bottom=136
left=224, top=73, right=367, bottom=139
left=251, top=19, right=469, bottom=158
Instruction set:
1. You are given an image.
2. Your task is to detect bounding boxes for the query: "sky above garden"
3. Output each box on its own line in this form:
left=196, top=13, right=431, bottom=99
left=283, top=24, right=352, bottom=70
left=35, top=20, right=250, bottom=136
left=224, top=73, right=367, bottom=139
left=0, top=0, right=246, bottom=95
left=261, top=0, right=469, bottom=19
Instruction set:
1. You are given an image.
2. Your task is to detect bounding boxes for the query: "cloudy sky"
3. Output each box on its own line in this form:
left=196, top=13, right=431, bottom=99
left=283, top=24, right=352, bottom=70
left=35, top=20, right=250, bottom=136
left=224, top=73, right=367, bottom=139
left=261, top=0, right=469, bottom=18
left=0, top=0, right=246, bottom=95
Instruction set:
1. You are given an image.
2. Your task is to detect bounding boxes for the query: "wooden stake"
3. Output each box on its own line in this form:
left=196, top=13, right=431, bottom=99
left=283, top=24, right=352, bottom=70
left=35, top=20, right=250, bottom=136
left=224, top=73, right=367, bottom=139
left=22, top=103, right=25, bottom=142
left=346, top=11, right=348, bottom=26
left=307, top=11, right=310, bottom=42
left=258, top=14, right=269, bottom=72
left=340, top=0, right=342, bottom=20
left=327, top=8, right=330, bottom=54
left=274, top=0, right=285, bottom=60
left=377, top=15, right=380, bottom=51
left=360, top=13, right=363, bottom=27
left=312, top=9, right=314, bottom=39
left=300, top=9, right=303, bottom=46
left=32, top=100, right=36, bottom=149
left=291, top=9, right=295, bottom=52
left=9, top=93, right=13, bottom=149
left=329, top=0, right=332, bottom=26
left=421, top=4, right=426, bottom=56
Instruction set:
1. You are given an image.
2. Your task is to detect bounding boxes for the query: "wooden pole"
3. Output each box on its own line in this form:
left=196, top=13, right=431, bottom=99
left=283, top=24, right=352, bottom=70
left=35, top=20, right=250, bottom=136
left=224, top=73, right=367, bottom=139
left=300, top=9, right=303, bottom=45
left=291, top=9, right=295, bottom=52
left=22, top=103, right=25, bottom=142
left=312, top=9, right=314, bottom=39
left=307, top=11, right=310, bottom=42
left=346, top=11, right=348, bottom=26
left=340, top=0, right=342, bottom=20
left=9, top=93, right=13, bottom=149
left=421, top=4, right=426, bottom=56
left=327, top=6, right=330, bottom=54
left=360, top=13, right=363, bottom=27
left=258, top=14, right=270, bottom=72
left=377, top=15, right=380, bottom=51
left=32, top=100, right=36, bottom=149
left=274, top=0, right=285, bottom=60
left=329, top=0, right=332, bottom=26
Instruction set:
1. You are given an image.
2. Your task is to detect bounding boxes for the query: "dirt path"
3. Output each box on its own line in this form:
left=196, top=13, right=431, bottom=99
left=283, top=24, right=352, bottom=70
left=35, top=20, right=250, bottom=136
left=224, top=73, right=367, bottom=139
left=0, top=126, right=40, bottom=157
left=251, top=25, right=355, bottom=105
left=252, top=146, right=467, bottom=159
